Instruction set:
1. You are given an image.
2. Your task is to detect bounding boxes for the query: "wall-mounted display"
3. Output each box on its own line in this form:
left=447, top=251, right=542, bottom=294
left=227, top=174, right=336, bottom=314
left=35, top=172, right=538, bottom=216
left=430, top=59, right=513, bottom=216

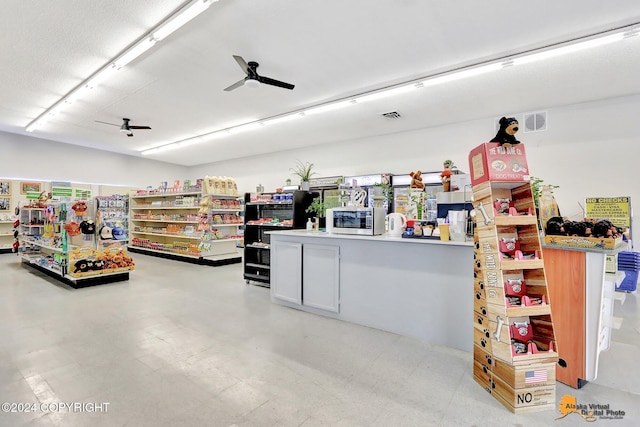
left=0, top=181, right=11, bottom=196
left=20, top=182, right=41, bottom=194
left=0, top=197, right=10, bottom=211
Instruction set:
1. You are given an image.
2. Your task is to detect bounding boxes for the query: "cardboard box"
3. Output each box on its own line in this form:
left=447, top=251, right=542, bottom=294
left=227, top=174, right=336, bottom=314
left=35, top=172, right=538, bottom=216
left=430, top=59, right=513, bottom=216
left=469, top=143, right=529, bottom=186
left=490, top=373, right=556, bottom=414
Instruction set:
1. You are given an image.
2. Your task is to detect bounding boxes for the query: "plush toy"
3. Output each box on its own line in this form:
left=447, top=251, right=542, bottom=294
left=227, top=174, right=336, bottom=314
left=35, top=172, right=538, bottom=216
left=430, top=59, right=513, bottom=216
left=490, top=117, right=521, bottom=146
left=409, top=171, right=425, bottom=189
left=73, top=259, right=93, bottom=273
left=64, top=222, right=81, bottom=236
left=71, top=201, right=88, bottom=216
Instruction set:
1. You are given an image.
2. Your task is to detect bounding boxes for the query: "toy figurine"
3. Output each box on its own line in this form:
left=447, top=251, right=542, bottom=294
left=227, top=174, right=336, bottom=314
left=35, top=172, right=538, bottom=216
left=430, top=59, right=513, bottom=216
left=441, top=160, right=453, bottom=192
left=490, top=117, right=521, bottom=146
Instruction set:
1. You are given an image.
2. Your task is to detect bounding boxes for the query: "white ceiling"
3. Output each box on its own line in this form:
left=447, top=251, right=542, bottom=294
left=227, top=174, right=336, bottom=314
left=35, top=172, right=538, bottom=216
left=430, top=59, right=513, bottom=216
left=2, top=0, right=640, bottom=166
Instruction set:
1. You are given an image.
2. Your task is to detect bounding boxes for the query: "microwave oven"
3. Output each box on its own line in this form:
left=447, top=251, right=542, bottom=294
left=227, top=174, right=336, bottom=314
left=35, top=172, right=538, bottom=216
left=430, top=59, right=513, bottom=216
left=327, top=207, right=385, bottom=236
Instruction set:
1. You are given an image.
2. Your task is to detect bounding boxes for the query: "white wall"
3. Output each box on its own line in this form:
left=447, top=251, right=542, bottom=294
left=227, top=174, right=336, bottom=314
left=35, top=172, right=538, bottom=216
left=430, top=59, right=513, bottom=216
left=191, top=93, right=640, bottom=248
left=4, top=94, right=639, bottom=247
left=1, top=131, right=188, bottom=188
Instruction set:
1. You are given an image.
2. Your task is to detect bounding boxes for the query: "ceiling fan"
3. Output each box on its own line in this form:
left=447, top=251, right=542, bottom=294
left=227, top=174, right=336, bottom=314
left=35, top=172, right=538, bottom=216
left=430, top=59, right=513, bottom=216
left=95, top=118, right=151, bottom=137
left=224, top=55, right=295, bottom=91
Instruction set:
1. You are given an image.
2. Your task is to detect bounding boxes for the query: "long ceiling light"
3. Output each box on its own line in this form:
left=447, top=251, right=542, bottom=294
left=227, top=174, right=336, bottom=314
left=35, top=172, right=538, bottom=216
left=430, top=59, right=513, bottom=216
left=25, top=0, right=216, bottom=133
left=141, top=23, right=638, bottom=157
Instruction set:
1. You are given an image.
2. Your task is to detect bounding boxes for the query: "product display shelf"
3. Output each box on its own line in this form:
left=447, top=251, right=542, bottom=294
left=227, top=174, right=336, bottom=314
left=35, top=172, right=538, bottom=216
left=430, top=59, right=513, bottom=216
left=0, top=220, right=15, bottom=252
left=96, top=195, right=130, bottom=249
left=128, top=190, right=242, bottom=266
left=471, top=177, right=559, bottom=414
left=18, top=204, right=131, bottom=288
left=243, top=191, right=315, bottom=287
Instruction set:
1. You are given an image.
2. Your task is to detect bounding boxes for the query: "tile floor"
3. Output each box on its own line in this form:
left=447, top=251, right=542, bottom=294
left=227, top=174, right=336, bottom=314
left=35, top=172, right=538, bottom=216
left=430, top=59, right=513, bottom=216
left=0, top=253, right=638, bottom=427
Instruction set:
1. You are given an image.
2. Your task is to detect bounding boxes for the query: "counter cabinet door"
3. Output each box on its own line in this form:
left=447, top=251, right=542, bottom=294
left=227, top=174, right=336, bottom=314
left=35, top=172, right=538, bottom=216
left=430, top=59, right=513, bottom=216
left=303, top=244, right=340, bottom=313
left=271, top=242, right=302, bottom=304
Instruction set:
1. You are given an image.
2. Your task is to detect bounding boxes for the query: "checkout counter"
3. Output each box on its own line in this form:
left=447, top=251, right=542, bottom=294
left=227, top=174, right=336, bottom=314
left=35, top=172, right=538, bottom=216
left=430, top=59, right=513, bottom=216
left=269, top=229, right=474, bottom=352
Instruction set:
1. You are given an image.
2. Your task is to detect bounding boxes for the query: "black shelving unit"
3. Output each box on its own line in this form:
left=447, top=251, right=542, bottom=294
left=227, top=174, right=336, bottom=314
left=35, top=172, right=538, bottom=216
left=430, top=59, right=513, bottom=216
left=243, top=191, right=314, bottom=287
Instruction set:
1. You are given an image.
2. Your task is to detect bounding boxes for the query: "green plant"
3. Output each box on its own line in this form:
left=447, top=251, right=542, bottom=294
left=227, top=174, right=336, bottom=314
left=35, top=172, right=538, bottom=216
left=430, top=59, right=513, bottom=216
left=306, top=197, right=327, bottom=218
left=290, top=160, right=316, bottom=182
left=530, top=176, right=559, bottom=207
left=373, top=182, right=393, bottom=201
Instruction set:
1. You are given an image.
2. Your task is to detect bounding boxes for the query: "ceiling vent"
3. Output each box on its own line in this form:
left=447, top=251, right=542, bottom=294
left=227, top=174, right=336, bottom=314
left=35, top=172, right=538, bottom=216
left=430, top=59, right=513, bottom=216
left=523, top=111, right=547, bottom=133
left=381, top=111, right=402, bottom=119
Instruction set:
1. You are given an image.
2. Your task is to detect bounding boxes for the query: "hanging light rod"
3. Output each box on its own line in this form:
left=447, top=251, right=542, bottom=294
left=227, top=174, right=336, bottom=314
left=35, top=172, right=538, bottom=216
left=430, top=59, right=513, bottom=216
left=25, top=0, right=217, bottom=133
left=141, top=22, right=639, bottom=156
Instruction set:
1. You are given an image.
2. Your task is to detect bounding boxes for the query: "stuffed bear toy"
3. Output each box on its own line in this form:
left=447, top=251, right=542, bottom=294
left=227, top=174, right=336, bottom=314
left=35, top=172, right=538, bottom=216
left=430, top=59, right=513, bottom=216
left=491, top=117, right=521, bottom=146
left=409, top=171, right=425, bottom=189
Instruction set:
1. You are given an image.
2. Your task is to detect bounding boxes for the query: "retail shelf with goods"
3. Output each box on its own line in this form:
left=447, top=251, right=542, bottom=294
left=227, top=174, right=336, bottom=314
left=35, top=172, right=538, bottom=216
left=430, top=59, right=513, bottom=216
left=243, top=190, right=315, bottom=286
left=128, top=178, right=242, bottom=266
left=16, top=200, right=132, bottom=288
left=0, top=219, right=16, bottom=252
left=469, top=142, right=558, bottom=414
left=95, top=195, right=130, bottom=249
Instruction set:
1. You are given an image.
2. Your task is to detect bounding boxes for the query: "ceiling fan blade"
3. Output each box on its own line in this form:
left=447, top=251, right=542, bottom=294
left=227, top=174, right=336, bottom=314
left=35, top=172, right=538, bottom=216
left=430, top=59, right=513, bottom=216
left=258, top=75, right=295, bottom=90
left=95, top=120, right=120, bottom=127
left=233, top=55, right=250, bottom=75
left=129, top=125, right=151, bottom=130
left=224, top=78, right=246, bottom=91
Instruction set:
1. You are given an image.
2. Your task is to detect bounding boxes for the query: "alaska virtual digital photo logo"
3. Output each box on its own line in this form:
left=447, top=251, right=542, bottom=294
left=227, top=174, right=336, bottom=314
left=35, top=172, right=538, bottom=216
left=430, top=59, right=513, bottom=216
left=556, top=395, right=626, bottom=422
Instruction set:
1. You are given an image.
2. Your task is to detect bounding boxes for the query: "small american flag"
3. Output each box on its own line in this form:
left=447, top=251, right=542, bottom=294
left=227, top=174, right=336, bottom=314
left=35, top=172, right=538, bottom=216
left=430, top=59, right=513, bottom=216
left=525, top=369, right=547, bottom=384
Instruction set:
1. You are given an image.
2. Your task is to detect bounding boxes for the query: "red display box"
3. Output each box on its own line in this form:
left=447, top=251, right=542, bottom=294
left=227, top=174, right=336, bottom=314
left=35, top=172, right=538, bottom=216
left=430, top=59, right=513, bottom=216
left=468, top=143, right=529, bottom=186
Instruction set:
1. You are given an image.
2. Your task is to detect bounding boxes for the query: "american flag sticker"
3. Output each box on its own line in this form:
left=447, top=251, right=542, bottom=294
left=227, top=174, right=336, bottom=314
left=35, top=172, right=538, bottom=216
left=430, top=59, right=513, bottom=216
left=525, top=369, right=547, bottom=384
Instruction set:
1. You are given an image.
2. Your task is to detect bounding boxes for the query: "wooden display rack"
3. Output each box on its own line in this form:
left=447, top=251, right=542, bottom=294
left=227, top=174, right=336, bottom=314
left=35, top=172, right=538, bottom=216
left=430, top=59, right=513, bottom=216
left=470, top=143, right=559, bottom=414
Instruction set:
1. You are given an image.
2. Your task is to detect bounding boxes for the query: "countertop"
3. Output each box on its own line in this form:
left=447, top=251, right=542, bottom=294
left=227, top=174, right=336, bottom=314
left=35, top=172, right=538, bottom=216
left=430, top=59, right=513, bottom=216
left=267, top=229, right=474, bottom=247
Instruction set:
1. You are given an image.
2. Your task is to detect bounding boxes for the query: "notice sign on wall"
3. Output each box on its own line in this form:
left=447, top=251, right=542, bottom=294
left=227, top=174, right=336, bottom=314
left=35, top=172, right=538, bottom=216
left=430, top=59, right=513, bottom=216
left=585, top=197, right=631, bottom=228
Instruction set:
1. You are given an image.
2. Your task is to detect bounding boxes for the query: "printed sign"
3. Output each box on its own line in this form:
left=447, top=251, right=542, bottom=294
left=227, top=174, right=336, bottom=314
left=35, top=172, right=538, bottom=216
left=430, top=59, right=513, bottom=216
left=585, top=197, right=631, bottom=228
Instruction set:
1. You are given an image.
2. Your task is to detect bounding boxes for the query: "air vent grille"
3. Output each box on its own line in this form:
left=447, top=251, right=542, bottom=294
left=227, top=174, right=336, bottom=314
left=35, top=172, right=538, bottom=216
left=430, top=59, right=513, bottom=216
left=524, top=111, right=547, bottom=133
left=381, top=111, right=402, bottom=119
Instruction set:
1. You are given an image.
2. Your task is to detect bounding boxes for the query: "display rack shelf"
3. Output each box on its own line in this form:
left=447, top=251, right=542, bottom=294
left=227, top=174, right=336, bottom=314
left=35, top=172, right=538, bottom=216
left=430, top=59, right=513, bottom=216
left=470, top=143, right=558, bottom=414
left=131, top=206, right=200, bottom=210
left=131, top=219, right=200, bottom=223
left=0, top=220, right=15, bottom=253
left=243, top=191, right=314, bottom=286
left=129, top=187, right=242, bottom=266
left=132, top=231, right=204, bottom=240
left=22, top=258, right=129, bottom=289
left=131, top=191, right=201, bottom=198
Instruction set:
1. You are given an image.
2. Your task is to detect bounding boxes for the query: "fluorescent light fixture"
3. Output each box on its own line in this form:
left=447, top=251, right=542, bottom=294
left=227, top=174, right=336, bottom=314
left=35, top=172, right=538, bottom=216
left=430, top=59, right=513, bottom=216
left=420, top=63, right=502, bottom=87
left=512, top=33, right=624, bottom=66
left=141, top=144, right=181, bottom=156
left=355, top=84, right=417, bottom=103
left=304, top=100, right=356, bottom=115
left=153, top=0, right=213, bottom=41
left=24, top=0, right=218, bottom=133
left=227, top=122, right=263, bottom=134
left=114, top=37, right=156, bottom=69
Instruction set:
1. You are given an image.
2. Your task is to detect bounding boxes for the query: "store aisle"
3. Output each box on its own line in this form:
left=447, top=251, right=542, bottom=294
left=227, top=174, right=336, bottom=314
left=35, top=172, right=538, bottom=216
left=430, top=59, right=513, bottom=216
left=0, top=253, right=638, bottom=427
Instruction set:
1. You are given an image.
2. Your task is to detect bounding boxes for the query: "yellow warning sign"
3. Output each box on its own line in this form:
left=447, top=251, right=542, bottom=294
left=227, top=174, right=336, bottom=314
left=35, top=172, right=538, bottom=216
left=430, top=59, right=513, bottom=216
left=584, top=197, right=631, bottom=228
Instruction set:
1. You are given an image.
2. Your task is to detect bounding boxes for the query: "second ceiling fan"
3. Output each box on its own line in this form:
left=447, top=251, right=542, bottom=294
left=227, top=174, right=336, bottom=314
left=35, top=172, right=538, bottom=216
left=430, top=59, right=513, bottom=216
left=224, top=55, right=295, bottom=91
left=95, top=118, right=151, bottom=137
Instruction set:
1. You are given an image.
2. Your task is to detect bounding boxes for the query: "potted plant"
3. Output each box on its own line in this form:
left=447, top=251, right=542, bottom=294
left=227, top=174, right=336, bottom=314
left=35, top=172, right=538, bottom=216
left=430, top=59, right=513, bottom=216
left=530, top=176, right=559, bottom=208
left=290, top=160, right=316, bottom=191
left=306, top=197, right=327, bottom=229
left=373, top=182, right=393, bottom=208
